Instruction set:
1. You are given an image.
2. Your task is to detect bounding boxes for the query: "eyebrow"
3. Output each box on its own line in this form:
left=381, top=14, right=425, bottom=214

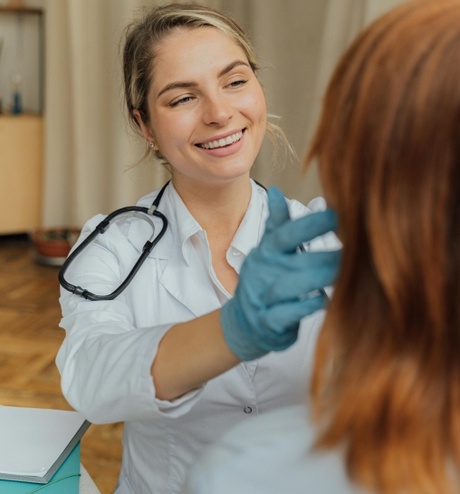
left=156, top=60, right=251, bottom=99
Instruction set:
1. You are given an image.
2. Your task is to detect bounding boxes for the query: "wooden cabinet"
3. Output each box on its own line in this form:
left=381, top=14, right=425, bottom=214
left=0, top=6, right=45, bottom=234
left=0, top=114, right=43, bottom=234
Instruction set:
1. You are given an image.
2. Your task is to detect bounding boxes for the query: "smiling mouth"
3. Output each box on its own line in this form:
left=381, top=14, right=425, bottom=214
left=197, top=130, right=244, bottom=150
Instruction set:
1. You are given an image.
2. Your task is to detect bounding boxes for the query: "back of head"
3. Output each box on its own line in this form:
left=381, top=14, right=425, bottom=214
left=307, top=1, right=460, bottom=493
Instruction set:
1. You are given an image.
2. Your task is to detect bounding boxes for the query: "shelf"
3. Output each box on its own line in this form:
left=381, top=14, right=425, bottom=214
left=0, top=6, right=45, bottom=114
left=0, top=114, right=43, bottom=234
left=0, top=7, right=43, bottom=14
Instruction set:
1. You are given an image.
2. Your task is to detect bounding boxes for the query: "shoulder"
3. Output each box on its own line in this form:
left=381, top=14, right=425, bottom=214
left=184, top=405, right=359, bottom=494
left=285, top=196, right=341, bottom=252
left=286, top=196, right=327, bottom=219
left=135, top=189, right=161, bottom=208
left=75, top=185, right=173, bottom=256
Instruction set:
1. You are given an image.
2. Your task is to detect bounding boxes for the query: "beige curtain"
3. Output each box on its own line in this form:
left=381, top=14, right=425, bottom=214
left=42, top=0, right=404, bottom=228
left=44, top=0, right=168, bottom=228
left=301, top=0, right=406, bottom=201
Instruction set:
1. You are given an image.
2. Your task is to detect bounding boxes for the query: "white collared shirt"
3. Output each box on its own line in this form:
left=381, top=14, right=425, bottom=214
left=57, top=180, right=337, bottom=494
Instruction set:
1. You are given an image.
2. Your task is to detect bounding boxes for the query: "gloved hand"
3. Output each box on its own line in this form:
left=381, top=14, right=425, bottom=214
left=221, top=186, right=340, bottom=361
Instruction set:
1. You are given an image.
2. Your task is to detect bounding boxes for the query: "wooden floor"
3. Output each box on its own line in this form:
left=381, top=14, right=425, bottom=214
left=0, top=234, right=123, bottom=494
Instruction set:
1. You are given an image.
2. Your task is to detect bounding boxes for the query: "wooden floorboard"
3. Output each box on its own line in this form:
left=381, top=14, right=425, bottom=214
left=0, top=234, right=122, bottom=494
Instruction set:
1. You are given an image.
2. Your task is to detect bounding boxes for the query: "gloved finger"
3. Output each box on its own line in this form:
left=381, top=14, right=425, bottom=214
left=262, top=262, right=338, bottom=306
left=268, top=209, right=338, bottom=253
left=264, top=186, right=291, bottom=234
left=256, top=323, right=299, bottom=352
left=258, top=249, right=341, bottom=271
left=269, top=294, right=327, bottom=325
left=250, top=309, right=299, bottom=350
left=259, top=294, right=326, bottom=344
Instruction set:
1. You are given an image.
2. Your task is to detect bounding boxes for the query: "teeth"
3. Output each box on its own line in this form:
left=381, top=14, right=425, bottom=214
left=200, top=131, right=243, bottom=150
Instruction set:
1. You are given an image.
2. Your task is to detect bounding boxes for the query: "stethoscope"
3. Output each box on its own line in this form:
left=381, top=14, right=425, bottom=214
left=58, top=180, right=170, bottom=301
left=59, top=180, right=318, bottom=302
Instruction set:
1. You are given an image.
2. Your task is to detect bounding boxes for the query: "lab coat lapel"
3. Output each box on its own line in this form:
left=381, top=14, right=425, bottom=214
left=158, top=250, right=222, bottom=318
left=125, top=217, right=218, bottom=317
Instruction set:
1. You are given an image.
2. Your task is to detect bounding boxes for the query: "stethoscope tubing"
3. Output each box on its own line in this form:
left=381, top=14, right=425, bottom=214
left=58, top=181, right=170, bottom=301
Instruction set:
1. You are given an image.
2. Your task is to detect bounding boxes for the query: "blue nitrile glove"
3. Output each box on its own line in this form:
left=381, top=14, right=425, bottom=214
left=221, top=186, right=340, bottom=361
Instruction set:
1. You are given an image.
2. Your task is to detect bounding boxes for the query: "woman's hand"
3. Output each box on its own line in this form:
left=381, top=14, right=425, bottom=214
left=221, top=187, right=340, bottom=361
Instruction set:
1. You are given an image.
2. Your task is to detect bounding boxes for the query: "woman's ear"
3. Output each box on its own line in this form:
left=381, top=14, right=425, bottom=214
left=133, top=109, right=156, bottom=146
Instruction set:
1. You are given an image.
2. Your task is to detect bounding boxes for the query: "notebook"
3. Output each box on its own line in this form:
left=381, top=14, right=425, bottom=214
left=1, top=443, right=83, bottom=494
left=0, top=406, right=90, bottom=484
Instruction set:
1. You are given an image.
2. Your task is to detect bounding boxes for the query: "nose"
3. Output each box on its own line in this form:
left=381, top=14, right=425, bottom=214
left=202, top=93, right=233, bottom=126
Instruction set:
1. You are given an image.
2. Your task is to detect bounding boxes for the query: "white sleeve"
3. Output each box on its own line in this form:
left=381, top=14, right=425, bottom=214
left=56, top=217, right=204, bottom=424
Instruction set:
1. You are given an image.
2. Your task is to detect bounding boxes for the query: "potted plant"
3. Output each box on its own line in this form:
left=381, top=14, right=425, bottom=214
left=31, top=228, right=80, bottom=265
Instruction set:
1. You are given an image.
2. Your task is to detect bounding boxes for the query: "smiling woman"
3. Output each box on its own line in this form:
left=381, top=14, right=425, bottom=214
left=134, top=26, right=267, bottom=189
left=55, top=4, right=340, bottom=494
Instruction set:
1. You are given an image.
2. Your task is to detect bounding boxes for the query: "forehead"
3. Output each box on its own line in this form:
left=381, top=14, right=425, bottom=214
left=150, top=27, right=249, bottom=88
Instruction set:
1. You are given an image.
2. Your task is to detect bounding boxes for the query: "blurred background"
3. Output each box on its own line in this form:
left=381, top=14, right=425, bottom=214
left=0, top=0, right=405, bottom=233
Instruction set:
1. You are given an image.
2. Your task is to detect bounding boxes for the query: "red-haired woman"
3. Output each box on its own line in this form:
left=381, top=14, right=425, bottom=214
left=184, top=1, right=460, bottom=493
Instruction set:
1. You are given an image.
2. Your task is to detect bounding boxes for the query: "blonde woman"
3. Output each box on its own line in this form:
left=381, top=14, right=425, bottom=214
left=56, top=3, right=339, bottom=493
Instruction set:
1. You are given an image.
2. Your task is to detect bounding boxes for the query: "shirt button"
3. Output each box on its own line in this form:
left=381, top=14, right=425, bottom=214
left=243, top=406, right=253, bottom=414
left=232, top=249, right=242, bottom=256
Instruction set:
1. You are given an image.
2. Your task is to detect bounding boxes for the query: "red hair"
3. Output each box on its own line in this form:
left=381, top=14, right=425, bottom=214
left=306, top=1, right=460, bottom=493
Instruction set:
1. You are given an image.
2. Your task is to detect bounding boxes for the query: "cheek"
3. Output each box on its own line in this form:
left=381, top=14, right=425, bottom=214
left=257, top=102, right=267, bottom=127
left=253, top=88, right=267, bottom=122
left=152, top=113, right=194, bottom=148
left=254, top=96, right=267, bottom=135
left=242, top=92, right=267, bottom=127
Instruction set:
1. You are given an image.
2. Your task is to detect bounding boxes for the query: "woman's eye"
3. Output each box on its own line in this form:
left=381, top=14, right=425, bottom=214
left=228, top=79, right=247, bottom=88
left=170, top=95, right=194, bottom=107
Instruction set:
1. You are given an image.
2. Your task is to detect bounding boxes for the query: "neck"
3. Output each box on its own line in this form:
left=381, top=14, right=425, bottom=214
left=171, top=174, right=253, bottom=296
left=172, top=175, right=252, bottom=235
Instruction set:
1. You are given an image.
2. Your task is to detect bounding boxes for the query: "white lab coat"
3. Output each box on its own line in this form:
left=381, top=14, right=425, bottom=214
left=182, top=404, right=366, bottom=494
left=56, top=180, right=337, bottom=494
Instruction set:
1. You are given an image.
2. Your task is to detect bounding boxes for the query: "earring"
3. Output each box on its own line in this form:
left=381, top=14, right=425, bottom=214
left=148, top=141, right=155, bottom=149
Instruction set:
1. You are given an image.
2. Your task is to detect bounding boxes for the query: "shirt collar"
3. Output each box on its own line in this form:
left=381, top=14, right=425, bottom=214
left=138, top=179, right=268, bottom=264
